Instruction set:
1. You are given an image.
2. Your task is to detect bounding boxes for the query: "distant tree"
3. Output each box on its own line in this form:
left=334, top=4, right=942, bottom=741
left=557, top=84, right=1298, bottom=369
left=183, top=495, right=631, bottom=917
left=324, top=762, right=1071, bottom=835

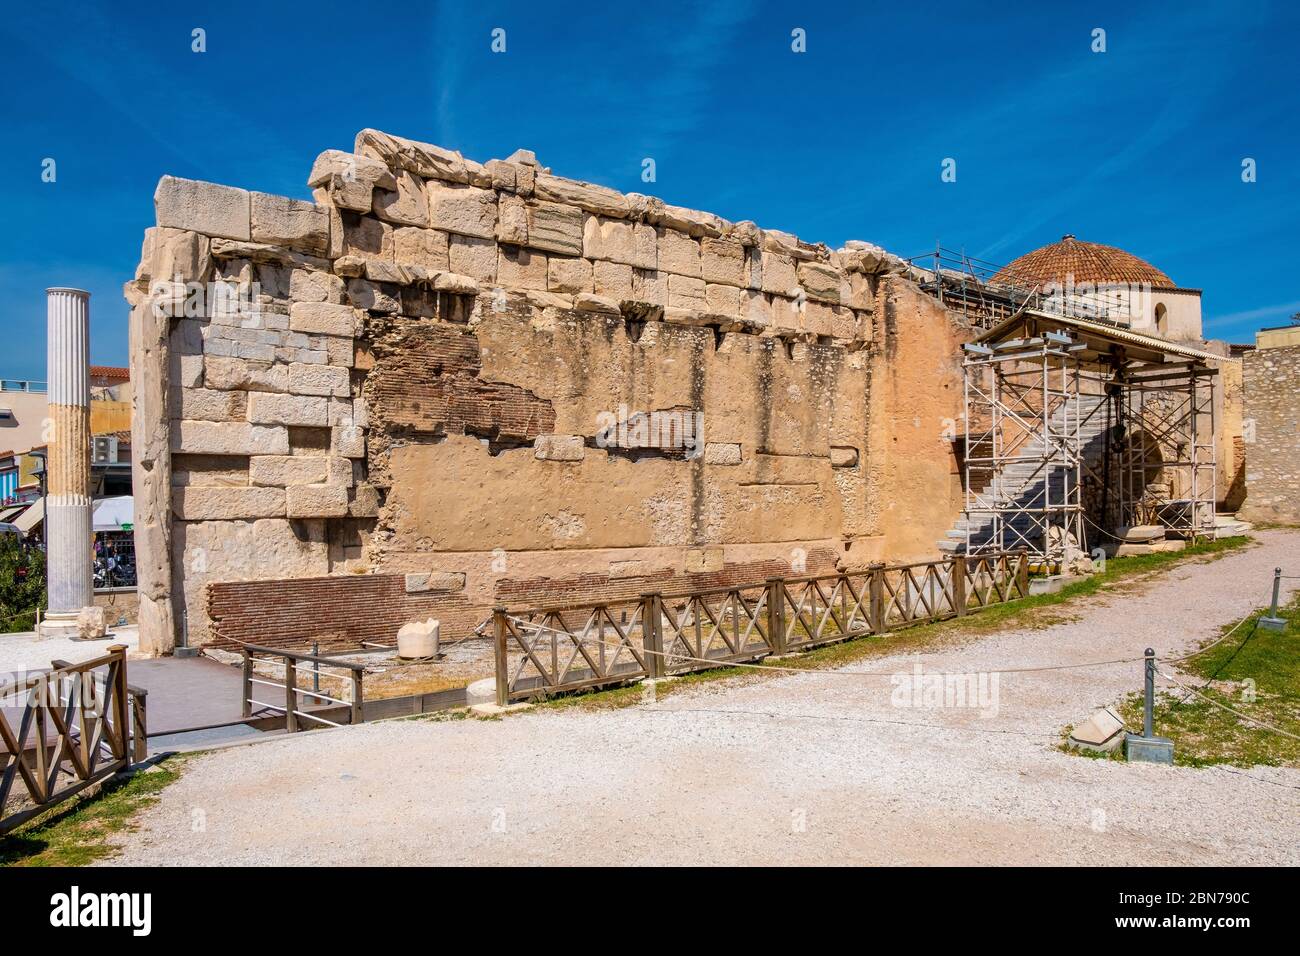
left=0, top=537, right=45, bottom=633
left=1291, top=311, right=1300, bottom=326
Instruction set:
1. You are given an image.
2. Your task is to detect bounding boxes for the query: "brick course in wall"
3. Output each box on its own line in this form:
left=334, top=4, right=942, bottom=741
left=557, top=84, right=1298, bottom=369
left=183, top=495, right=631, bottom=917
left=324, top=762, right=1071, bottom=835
left=1241, top=344, right=1300, bottom=524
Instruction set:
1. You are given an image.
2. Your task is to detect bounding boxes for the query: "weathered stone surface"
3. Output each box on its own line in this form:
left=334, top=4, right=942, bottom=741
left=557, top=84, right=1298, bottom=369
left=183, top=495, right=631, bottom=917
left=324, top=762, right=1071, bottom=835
left=204, top=356, right=288, bottom=393
left=704, top=442, right=742, bottom=465
left=171, top=386, right=246, bottom=422
left=534, top=174, right=629, bottom=218
left=172, top=486, right=287, bottom=520
left=333, top=424, right=366, bottom=458
left=155, top=176, right=250, bottom=241
left=526, top=201, right=584, bottom=255
left=652, top=204, right=727, bottom=238
left=349, top=482, right=380, bottom=517
left=583, top=215, right=656, bottom=269
left=449, top=235, right=498, bottom=283
left=392, top=226, right=450, bottom=271
left=760, top=250, right=798, bottom=296
left=631, top=269, right=668, bottom=307
left=704, top=283, right=742, bottom=316
left=289, top=302, right=360, bottom=337
left=307, top=149, right=397, bottom=211
left=355, top=129, right=468, bottom=182
left=426, top=181, right=498, bottom=239
left=798, top=261, right=842, bottom=303
left=341, top=212, right=393, bottom=261
left=77, top=606, right=108, bottom=640
left=498, top=246, right=548, bottom=290
left=668, top=274, right=706, bottom=309
left=534, top=434, right=586, bottom=461
left=288, top=362, right=350, bottom=398
left=290, top=268, right=344, bottom=304
left=658, top=229, right=702, bottom=278
left=171, top=420, right=289, bottom=456
left=701, top=237, right=746, bottom=287
left=593, top=260, right=633, bottom=300
left=574, top=293, right=620, bottom=314
left=247, top=392, right=329, bottom=427
left=250, top=455, right=351, bottom=487
left=496, top=193, right=529, bottom=245
left=372, top=169, right=429, bottom=227
left=547, top=256, right=593, bottom=295
left=250, top=193, right=330, bottom=255
left=830, top=445, right=860, bottom=468
left=286, top=483, right=349, bottom=518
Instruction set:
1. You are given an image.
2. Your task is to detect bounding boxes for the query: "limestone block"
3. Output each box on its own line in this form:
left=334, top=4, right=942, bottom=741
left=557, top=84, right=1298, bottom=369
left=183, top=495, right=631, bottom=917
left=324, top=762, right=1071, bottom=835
left=534, top=174, right=629, bottom=218
left=704, top=283, right=742, bottom=317
left=172, top=386, right=246, bottom=422
left=631, top=269, right=668, bottom=308
left=534, top=434, right=586, bottom=461
left=289, top=302, right=360, bottom=337
left=333, top=424, right=367, bottom=458
left=290, top=268, right=344, bottom=304
left=360, top=258, right=410, bottom=284
left=486, top=159, right=517, bottom=192
left=426, top=181, right=498, bottom=239
left=728, top=220, right=763, bottom=248
left=507, top=148, right=539, bottom=166
left=658, top=229, right=702, bottom=278
left=204, top=356, right=288, bottom=393
left=249, top=455, right=351, bottom=487
left=574, top=294, right=620, bottom=314
left=433, top=272, right=479, bottom=295
left=847, top=272, right=875, bottom=311
left=830, top=445, right=860, bottom=468
left=684, top=547, right=725, bottom=573
left=526, top=201, right=584, bottom=256
left=422, top=572, right=466, bottom=592
left=449, top=235, right=498, bottom=283
left=497, top=193, right=529, bottom=245
left=700, top=237, right=746, bottom=287
left=668, top=274, right=706, bottom=310
left=76, top=606, right=109, bottom=640
left=393, top=226, right=450, bottom=272
left=350, top=482, right=381, bottom=517
left=652, top=204, right=727, bottom=238
left=171, top=420, right=289, bottom=455
left=307, top=149, right=397, bottom=211
left=340, top=213, right=394, bottom=261
left=287, top=483, right=349, bottom=518
left=346, top=278, right=400, bottom=313
left=373, top=169, right=429, bottom=227
left=761, top=251, right=798, bottom=296
left=155, top=176, right=251, bottom=241
left=498, top=247, right=548, bottom=291
left=249, top=193, right=330, bottom=255
left=247, top=392, right=329, bottom=428
left=172, top=486, right=287, bottom=520
left=354, top=129, right=467, bottom=182
left=583, top=215, right=656, bottom=269
left=704, top=442, right=742, bottom=465
left=547, top=256, right=593, bottom=295
left=798, top=261, right=842, bottom=303
left=593, top=260, right=633, bottom=300
left=742, top=289, right=772, bottom=328
left=288, top=362, right=350, bottom=398
left=145, top=227, right=212, bottom=283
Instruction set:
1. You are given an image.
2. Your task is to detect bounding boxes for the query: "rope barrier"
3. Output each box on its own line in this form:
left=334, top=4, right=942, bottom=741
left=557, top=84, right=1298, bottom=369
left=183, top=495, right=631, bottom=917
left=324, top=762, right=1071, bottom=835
left=1156, top=668, right=1300, bottom=744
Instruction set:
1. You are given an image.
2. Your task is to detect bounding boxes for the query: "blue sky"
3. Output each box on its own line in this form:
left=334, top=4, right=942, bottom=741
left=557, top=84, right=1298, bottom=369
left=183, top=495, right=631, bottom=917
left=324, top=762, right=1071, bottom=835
left=1, top=0, right=1296, bottom=380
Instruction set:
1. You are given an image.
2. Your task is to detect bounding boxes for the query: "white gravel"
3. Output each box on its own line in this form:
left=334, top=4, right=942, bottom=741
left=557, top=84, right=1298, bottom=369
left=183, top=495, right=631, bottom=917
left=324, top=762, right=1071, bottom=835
left=0, top=625, right=139, bottom=677
left=106, top=533, right=1300, bottom=866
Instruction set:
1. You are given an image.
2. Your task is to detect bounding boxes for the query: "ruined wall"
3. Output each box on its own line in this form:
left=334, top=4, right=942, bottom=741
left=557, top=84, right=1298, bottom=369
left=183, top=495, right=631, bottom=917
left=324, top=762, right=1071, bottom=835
left=1240, top=344, right=1300, bottom=524
left=126, top=129, right=968, bottom=654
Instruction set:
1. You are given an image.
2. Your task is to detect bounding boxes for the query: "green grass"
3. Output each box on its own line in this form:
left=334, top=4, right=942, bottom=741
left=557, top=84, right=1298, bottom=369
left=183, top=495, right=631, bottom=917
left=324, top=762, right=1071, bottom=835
left=0, top=756, right=189, bottom=867
left=1113, top=595, right=1300, bottom=768
left=540, top=536, right=1252, bottom=713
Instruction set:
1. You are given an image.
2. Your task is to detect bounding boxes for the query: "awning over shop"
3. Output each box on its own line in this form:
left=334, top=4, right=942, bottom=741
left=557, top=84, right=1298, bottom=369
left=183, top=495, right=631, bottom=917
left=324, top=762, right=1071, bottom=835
left=93, top=495, right=134, bottom=533
left=13, top=498, right=43, bottom=534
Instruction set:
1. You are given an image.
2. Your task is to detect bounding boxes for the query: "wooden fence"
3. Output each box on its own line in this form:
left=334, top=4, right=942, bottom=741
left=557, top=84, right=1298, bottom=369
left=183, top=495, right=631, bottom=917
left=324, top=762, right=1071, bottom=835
left=493, top=551, right=1029, bottom=704
left=0, top=645, right=148, bottom=835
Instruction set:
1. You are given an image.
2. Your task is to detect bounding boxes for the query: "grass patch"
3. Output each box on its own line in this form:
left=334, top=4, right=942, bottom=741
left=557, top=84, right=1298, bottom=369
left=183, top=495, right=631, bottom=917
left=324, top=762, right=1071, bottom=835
left=1113, top=595, right=1300, bottom=768
left=0, top=755, right=189, bottom=867
left=539, top=536, right=1252, bottom=713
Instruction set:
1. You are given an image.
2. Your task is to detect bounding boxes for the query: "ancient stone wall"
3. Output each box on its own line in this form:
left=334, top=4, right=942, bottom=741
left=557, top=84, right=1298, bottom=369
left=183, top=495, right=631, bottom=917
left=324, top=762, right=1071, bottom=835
left=1240, top=344, right=1300, bottom=524
left=126, top=129, right=969, bottom=654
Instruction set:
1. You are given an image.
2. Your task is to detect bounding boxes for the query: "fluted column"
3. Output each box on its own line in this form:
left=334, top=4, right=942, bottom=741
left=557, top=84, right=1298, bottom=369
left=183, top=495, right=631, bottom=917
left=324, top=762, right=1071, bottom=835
left=44, top=288, right=94, bottom=616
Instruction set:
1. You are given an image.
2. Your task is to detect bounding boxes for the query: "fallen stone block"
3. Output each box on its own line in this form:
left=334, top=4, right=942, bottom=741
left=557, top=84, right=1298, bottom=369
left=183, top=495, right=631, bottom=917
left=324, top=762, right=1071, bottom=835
left=1066, top=707, right=1126, bottom=754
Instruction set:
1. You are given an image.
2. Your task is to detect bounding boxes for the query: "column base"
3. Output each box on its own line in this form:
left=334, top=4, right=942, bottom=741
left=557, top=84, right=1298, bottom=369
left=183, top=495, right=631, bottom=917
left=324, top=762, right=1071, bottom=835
left=37, top=608, right=110, bottom=641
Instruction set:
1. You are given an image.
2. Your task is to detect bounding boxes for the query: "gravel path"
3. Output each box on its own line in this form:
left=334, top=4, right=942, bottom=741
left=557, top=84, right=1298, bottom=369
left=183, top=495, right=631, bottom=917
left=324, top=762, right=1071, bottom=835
left=108, top=533, right=1300, bottom=866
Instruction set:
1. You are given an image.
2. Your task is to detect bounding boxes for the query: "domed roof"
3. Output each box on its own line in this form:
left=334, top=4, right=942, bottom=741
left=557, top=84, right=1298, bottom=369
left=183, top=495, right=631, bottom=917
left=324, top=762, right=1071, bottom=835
left=993, top=235, right=1175, bottom=289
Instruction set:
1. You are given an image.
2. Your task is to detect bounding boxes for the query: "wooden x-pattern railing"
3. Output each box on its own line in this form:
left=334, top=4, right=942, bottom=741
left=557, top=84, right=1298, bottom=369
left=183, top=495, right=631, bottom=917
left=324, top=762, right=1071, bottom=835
left=1, top=645, right=148, bottom=835
left=494, top=551, right=1030, bottom=704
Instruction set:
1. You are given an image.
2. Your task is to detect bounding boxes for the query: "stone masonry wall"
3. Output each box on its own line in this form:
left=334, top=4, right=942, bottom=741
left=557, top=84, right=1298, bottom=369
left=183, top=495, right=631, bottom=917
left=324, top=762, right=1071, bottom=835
left=126, top=128, right=969, bottom=654
left=1240, top=344, right=1300, bottom=524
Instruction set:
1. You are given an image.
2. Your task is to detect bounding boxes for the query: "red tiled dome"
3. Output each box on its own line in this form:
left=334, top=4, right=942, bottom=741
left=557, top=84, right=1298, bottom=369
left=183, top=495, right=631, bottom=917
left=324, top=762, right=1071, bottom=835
left=993, top=235, right=1175, bottom=289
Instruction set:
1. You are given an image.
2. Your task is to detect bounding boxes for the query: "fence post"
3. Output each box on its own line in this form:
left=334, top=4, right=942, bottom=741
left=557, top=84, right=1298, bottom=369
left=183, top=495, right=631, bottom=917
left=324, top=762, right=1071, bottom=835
left=283, top=653, right=298, bottom=733
left=1016, top=550, right=1030, bottom=598
left=641, top=592, right=664, bottom=679
left=953, top=555, right=967, bottom=617
left=1260, top=567, right=1286, bottom=631
left=493, top=606, right=509, bottom=707
left=766, top=578, right=785, bottom=654
left=869, top=563, right=884, bottom=633
left=350, top=668, right=364, bottom=726
left=240, top=647, right=252, bottom=718
left=130, top=688, right=148, bottom=763
left=1143, top=648, right=1155, bottom=738
left=109, top=644, right=129, bottom=760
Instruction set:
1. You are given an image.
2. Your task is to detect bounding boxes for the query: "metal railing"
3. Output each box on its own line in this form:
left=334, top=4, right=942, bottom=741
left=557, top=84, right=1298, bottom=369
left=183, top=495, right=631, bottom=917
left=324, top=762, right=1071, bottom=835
left=493, top=551, right=1030, bottom=703
left=0, top=645, right=148, bottom=834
